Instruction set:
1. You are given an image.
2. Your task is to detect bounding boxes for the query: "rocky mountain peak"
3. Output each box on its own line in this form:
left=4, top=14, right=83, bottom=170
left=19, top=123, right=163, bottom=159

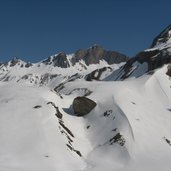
left=85, top=44, right=105, bottom=65
left=72, top=44, right=128, bottom=66
left=43, top=52, right=70, bottom=68
left=151, top=24, right=171, bottom=48
left=52, top=52, right=70, bottom=68
left=0, top=43, right=128, bottom=69
left=56, top=52, right=66, bottom=57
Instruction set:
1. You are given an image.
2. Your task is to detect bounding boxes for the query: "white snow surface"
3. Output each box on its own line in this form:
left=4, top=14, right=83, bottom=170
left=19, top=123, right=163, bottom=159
left=1, top=61, right=171, bottom=171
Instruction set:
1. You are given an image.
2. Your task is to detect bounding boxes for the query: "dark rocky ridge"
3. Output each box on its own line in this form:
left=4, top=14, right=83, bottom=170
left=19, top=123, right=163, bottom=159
left=72, top=44, right=128, bottom=66
left=42, top=45, right=128, bottom=68
left=118, top=49, right=171, bottom=80
left=1, top=45, right=128, bottom=69
left=86, top=66, right=112, bottom=81
left=43, top=52, right=70, bottom=68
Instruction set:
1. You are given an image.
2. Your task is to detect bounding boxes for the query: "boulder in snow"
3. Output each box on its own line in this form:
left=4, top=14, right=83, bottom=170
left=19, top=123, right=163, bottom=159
left=73, top=96, right=96, bottom=116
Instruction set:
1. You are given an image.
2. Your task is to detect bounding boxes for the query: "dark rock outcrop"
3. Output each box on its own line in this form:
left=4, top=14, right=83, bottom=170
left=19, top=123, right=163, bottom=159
left=40, top=45, right=128, bottom=67
left=73, top=96, right=96, bottom=116
left=103, top=51, right=128, bottom=65
left=66, top=88, right=92, bottom=96
left=84, top=45, right=105, bottom=65
left=151, top=24, right=171, bottom=48
left=52, top=52, right=70, bottom=68
left=9, top=57, right=20, bottom=67
left=163, top=137, right=171, bottom=146
left=33, top=105, right=42, bottom=109
left=25, top=62, right=33, bottom=68
left=43, top=52, right=70, bottom=68
left=113, top=49, right=171, bottom=80
left=71, top=44, right=128, bottom=66
left=42, top=56, right=52, bottom=65
left=86, top=66, right=112, bottom=81
left=110, top=24, right=171, bottom=80
left=71, top=49, right=86, bottom=65
left=109, top=133, right=125, bottom=146
left=40, top=73, right=58, bottom=85
left=166, top=64, right=171, bottom=77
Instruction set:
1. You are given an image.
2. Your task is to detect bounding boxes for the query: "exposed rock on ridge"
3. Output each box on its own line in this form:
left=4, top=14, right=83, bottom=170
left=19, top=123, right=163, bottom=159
left=108, top=24, right=171, bottom=80
left=72, top=44, right=128, bottom=65
left=43, top=52, right=70, bottom=68
left=151, top=24, right=171, bottom=48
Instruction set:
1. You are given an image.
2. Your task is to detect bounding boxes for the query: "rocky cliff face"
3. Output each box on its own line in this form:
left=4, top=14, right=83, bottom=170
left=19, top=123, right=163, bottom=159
left=72, top=44, right=128, bottom=65
left=43, top=52, right=70, bottom=68
left=42, top=45, right=128, bottom=67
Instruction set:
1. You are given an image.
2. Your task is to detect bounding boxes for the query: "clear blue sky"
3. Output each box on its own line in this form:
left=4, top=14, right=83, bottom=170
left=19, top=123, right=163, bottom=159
left=0, top=0, right=171, bottom=62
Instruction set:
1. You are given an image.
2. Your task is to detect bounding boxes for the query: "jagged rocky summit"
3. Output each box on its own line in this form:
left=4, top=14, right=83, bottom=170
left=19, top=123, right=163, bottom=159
left=0, top=44, right=128, bottom=85
left=42, top=44, right=128, bottom=68
left=1, top=44, right=128, bottom=69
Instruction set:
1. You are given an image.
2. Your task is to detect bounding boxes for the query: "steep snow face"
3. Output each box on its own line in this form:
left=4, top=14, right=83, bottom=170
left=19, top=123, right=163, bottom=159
left=1, top=64, right=171, bottom=171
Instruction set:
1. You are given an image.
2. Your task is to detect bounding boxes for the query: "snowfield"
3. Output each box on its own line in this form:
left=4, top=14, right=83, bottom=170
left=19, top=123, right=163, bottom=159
left=1, top=64, right=171, bottom=171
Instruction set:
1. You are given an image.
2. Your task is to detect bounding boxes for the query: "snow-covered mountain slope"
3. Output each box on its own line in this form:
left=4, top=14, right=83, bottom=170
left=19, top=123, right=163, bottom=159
left=105, top=24, right=171, bottom=81
left=1, top=64, right=171, bottom=171
left=1, top=25, right=171, bottom=171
